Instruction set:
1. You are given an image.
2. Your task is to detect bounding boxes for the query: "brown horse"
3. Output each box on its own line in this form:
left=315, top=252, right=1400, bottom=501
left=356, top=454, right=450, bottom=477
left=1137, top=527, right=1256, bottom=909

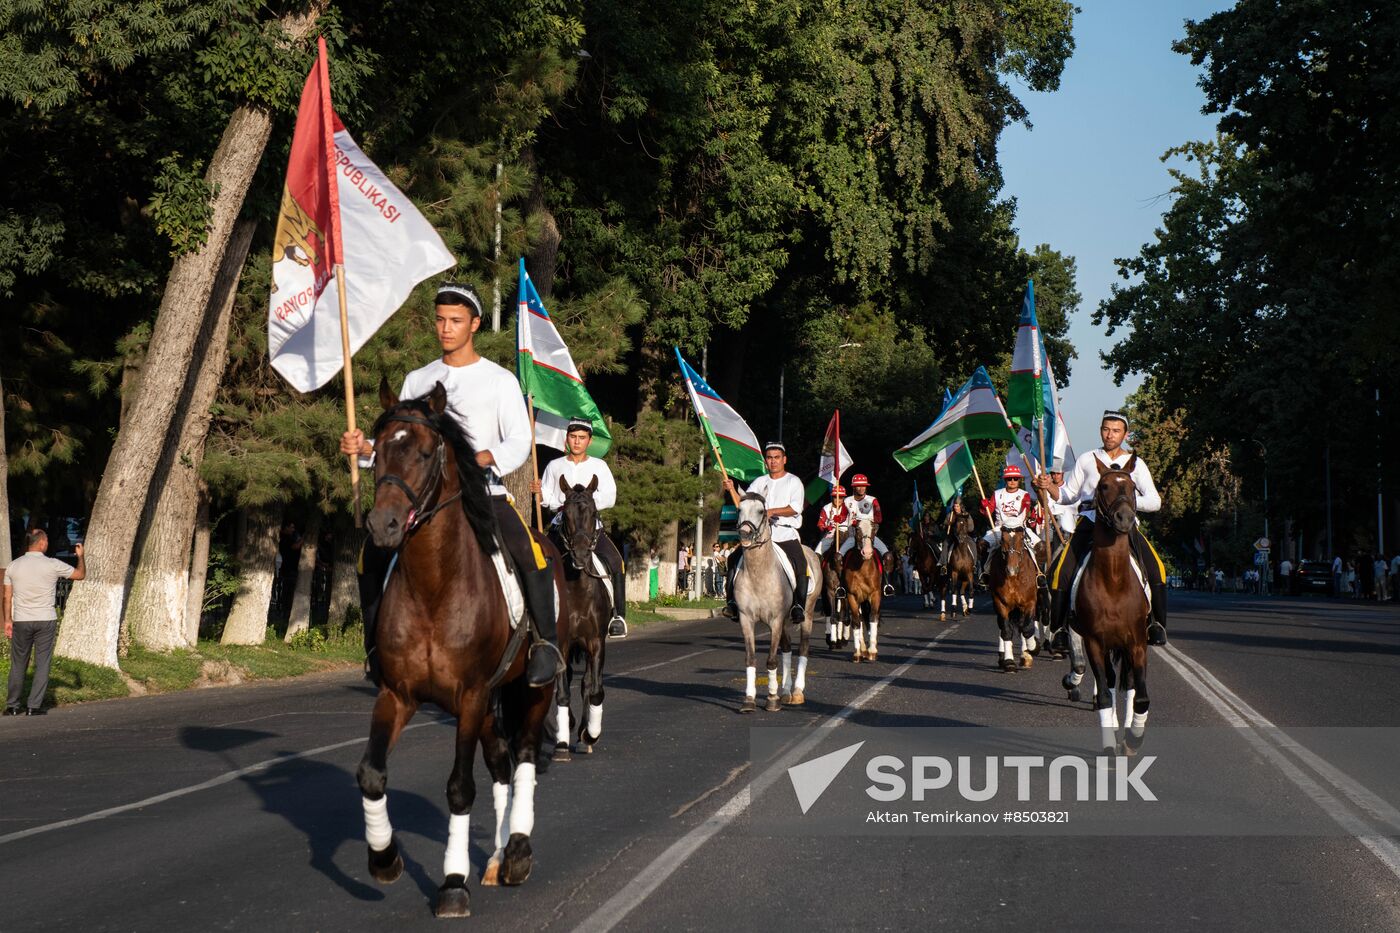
left=841, top=516, right=883, bottom=662
left=1073, top=456, right=1151, bottom=755
left=357, top=382, right=558, bottom=918
left=910, top=513, right=944, bottom=615
left=945, top=520, right=977, bottom=618
left=821, top=533, right=849, bottom=649
left=549, top=476, right=609, bottom=762
left=988, top=527, right=1040, bottom=671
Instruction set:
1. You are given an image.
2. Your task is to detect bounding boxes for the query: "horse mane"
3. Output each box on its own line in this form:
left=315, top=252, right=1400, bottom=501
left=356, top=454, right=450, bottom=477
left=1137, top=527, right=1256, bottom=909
left=371, top=399, right=498, bottom=555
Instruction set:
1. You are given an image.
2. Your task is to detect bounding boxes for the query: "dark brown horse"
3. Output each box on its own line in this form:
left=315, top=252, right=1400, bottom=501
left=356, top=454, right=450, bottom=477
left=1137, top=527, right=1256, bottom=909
left=945, top=519, right=977, bottom=618
left=988, top=527, right=1040, bottom=671
left=821, top=530, right=850, bottom=649
left=841, top=516, right=883, bottom=662
left=911, top=513, right=944, bottom=615
left=1074, top=456, right=1151, bottom=755
left=549, top=476, right=609, bottom=761
left=357, top=382, right=558, bottom=918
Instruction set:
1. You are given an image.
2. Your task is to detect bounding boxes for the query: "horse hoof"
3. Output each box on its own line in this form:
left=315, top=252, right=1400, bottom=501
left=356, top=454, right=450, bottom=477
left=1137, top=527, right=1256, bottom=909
left=1061, top=674, right=1077, bottom=691
left=851, top=653, right=862, bottom=664
left=999, top=658, right=1016, bottom=672
left=1068, top=687, right=1081, bottom=703
left=868, top=652, right=878, bottom=663
left=765, top=696, right=783, bottom=712
left=1020, top=654, right=1033, bottom=668
left=785, top=691, right=805, bottom=706
left=501, top=833, right=533, bottom=886
left=739, top=698, right=757, bottom=714
left=577, top=739, right=595, bottom=754
left=481, top=854, right=502, bottom=886
left=940, top=612, right=947, bottom=621
left=1124, top=730, right=1145, bottom=755
left=434, top=875, right=471, bottom=918
left=367, top=837, right=404, bottom=884
left=553, top=745, right=572, bottom=762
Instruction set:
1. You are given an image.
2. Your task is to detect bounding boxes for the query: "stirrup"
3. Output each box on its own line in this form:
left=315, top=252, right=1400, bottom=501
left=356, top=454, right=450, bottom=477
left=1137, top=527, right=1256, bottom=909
left=721, top=602, right=739, bottom=621
left=1147, top=621, right=1168, bottom=646
left=789, top=602, right=806, bottom=622
left=882, top=583, right=895, bottom=597
left=526, top=640, right=565, bottom=687
left=607, top=615, right=629, bottom=639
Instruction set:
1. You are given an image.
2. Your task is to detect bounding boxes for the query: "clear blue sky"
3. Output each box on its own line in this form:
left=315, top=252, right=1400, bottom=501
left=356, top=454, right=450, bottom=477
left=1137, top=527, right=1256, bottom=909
left=999, top=0, right=1230, bottom=456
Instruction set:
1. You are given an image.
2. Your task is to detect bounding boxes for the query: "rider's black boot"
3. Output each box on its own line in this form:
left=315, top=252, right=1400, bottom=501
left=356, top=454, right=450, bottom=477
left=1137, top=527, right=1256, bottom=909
left=1049, top=583, right=1072, bottom=654
left=1147, top=581, right=1168, bottom=646
left=723, top=560, right=741, bottom=621
left=608, top=566, right=628, bottom=638
left=521, top=563, right=565, bottom=687
left=357, top=542, right=391, bottom=687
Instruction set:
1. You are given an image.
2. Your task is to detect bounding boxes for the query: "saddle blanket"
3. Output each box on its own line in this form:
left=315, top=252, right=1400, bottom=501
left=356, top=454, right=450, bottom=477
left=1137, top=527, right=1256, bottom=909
left=592, top=552, right=615, bottom=607
left=1069, top=552, right=1151, bottom=612
left=772, top=542, right=811, bottom=593
left=381, top=540, right=530, bottom=630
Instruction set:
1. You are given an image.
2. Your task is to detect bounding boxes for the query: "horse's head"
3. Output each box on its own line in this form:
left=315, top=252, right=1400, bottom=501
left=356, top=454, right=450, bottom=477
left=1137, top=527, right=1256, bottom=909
left=1001, top=527, right=1026, bottom=578
left=367, top=379, right=450, bottom=549
left=736, top=493, right=770, bottom=548
left=853, top=515, right=874, bottom=559
left=559, top=475, right=601, bottom=569
left=1094, top=454, right=1139, bottom=535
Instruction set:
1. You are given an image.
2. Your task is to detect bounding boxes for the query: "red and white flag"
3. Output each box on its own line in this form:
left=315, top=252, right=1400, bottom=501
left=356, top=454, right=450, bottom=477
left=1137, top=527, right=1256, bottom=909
left=268, top=37, right=454, bottom=393
left=817, top=410, right=853, bottom=487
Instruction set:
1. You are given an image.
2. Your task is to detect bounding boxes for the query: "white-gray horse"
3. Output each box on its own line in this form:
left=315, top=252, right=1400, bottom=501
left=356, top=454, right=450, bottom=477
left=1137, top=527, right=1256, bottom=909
left=732, top=493, right=821, bottom=712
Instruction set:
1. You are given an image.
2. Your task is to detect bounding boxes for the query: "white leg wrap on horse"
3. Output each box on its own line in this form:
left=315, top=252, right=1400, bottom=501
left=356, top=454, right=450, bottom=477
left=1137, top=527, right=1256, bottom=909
left=796, top=656, right=808, bottom=691
left=999, top=637, right=1011, bottom=659
left=781, top=652, right=792, bottom=692
left=745, top=666, right=756, bottom=698
left=1131, top=709, right=1149, bottom=730
left=508, top=762, right=537, bottom=837
left=555, top=704, right=570, bottom=745
left=492, top=781, right=511, bottom=851
left=1122, top=689, right=1136, bottom=727
left=363, top=795, right=393, bottom=850
left=767, top=667, right=779, bottom=696
left=443, top=813, right=470, bottom=878
left=1097, top=705, right=1116, bottom=728
left=869, top=622, right=878, bottom=648
left=1067, top=669, right=1083, bottom=686
left=587, top=702, right=603, bottom=740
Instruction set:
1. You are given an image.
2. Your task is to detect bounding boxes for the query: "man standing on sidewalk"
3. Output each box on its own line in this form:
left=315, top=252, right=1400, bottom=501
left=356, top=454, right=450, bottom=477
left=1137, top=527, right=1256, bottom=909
left=3, top=529, right=85, bottom=715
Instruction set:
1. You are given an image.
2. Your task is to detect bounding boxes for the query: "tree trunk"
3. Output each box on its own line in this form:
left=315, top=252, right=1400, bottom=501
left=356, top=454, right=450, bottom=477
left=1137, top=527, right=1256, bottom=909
left=0, top=361, right=11, bottom=569
left=284, top=510, right=323, bottom=640
left=328, top=517, right=361, bottom=631
left=184, top=486, right=212, bottom=645
left=125, top=219, right=256, bottom=651
left=55, top=8, right=321, bottom=668
left=221, top=505, right=284, bottom=646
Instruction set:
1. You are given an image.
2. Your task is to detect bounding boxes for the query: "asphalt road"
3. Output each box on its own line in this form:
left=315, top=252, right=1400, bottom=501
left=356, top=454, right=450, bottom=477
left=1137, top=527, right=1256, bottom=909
left=2, top=591, right=1400, bottom=932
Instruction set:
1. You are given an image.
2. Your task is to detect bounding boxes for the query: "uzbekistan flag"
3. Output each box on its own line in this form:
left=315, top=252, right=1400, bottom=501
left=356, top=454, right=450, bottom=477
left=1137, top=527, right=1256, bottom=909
left=676, top=348, right=765, bottom=482
left=893, top=367, right=1016, bottom=471
left=1004, top=279, right=1057, bottom=457
left=932, top=388, right=976, bottom=504
left=517, top=259, right=612, bottom=457
left=268, top=38, right=454, bottom=393
left=1006, top=355, right=1074, bottom=475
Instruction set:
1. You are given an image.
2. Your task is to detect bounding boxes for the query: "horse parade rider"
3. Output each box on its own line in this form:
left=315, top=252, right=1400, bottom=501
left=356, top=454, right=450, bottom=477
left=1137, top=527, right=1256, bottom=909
left=721, top=442, right=811, bottom=623
left=979, top=463, right=1041, bottom=581
left=533, top=418, right=630, bottom=639
left=841, top=474, right=899, bottom=597
left=815, top=484, right=851, bottom=558
left=341, top=282, right=565, bottom=689
left=1033, top=409, right=1169, bottom=649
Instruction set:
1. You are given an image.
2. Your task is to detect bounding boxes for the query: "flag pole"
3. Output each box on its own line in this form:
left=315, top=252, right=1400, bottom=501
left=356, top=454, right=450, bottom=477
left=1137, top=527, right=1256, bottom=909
left=969, top=460, right=996, bottom=528
left=527, top=392, right=544, bottom=532
left=710, top=440, right=743, bottom=508
left=335, top=264, right=362, bottom=528
left=1035, top=417, right=1066, bottom=547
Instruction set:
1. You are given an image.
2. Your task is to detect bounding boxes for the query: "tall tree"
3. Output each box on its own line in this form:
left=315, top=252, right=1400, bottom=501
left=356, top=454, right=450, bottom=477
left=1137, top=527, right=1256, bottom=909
left=57, top=7, right=324, bottom=667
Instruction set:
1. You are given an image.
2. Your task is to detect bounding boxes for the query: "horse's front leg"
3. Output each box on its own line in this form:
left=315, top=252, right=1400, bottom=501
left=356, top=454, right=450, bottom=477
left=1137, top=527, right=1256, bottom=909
left=580, top=633, right=605, bottom=751
left=357, top=689, right=417, bottom=885
left=480, top=718, right=513, bottom=887
left=553, top=657, right=572, bottom=762
left=1124, top=643, right=1150, bottom=754
left=435, top=700, right=486, bottom=917
left=788, top=602, right=810, bottom=707
left=765, top=619, right=783, bottom=712
left=851, top=601, right=866, bottom=663
left=867, top=599, right=879, bottom=662
left=778, top=624, right=793, bottom=701
left=1082, top=637, right=1117, bottom=755
left=996, top=612, right=1016, bottom=672
left=739, top=614, right=759, bottom=714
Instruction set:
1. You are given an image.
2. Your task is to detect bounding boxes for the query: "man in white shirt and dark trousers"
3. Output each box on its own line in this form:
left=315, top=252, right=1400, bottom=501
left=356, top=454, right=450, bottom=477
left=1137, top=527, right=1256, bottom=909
left=1034, top=410, right=1169, bottom=648
left=342, top=283, right=563, bottom=688
left=4, top=529, right=86, bottom=715
left=534, top=418, right=628, bottom=638
left=721, top=442, right=810, bottom=623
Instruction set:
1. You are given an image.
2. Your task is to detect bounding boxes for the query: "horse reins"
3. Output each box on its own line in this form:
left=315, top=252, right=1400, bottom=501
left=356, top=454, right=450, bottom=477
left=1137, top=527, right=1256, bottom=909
left=561, top=495, right=607, bottom=578
left=376, top=413, right=462, bottom=534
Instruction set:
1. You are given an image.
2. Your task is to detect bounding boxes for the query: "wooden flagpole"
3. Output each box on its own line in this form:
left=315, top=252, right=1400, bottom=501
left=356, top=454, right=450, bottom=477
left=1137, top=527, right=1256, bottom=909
left=527, top=393, right=544, bottom=532
left=969, top=461, right=996, bottom=528
left=710, top=440, right=743, bottom=508
left=335, top=264, right=362, bottom=528
left=1035, top=417, right=1066, bottom=547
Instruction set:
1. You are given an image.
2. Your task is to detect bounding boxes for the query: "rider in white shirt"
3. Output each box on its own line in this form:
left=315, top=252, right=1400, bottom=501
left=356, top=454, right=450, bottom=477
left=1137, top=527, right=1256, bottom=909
left=721, top=442, right=810, bottom=622
left=534, top=419, right=628, bottom=638
left=838, top=475, right=897, bottom=596
left=1033, top=410, right=1168, bottom=647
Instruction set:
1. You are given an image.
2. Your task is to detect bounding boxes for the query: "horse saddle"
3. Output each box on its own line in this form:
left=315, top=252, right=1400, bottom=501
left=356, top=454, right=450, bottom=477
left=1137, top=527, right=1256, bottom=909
left=382, top=535, right=529, bottom=630
left=590, top=551, right=615, bottom=606
left=1069, top=552, right=1151, bottom=610
left=771, top=543, right=810, bottom=593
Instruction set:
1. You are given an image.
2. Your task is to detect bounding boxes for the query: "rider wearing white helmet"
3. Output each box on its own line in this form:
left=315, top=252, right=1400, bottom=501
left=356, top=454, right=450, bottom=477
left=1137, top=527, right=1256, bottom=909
left=838, top=475, right=897, bottom=597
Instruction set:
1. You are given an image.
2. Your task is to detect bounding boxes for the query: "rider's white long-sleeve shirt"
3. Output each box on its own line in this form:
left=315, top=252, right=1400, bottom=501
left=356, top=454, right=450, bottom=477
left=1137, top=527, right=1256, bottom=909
left=1054, top=449, right=1162, bottom=522
left=540, top=455, right=617, bottom=512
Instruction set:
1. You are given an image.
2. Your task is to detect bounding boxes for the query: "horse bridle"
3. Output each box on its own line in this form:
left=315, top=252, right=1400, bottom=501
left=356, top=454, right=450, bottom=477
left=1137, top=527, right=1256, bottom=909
left=1093, top=471, right=1137, bottom=530
left=560, top=492, right=607, bottom=578
left=375, top=413, right=461, bottom=533
left=736, top=497, right=772, bottom=550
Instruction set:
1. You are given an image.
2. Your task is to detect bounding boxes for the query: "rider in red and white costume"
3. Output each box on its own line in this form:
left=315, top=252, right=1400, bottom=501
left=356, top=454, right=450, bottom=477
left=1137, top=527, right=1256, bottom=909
left=838, top=475, right=896, bottom=596
left=815, top=485, right=851, bottom=556
left=980, top=465, right=1041, bottom=569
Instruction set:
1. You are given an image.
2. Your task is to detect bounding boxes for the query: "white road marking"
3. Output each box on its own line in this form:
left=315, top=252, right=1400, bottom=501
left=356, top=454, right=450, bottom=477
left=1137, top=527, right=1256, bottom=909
left=611, top=647, right=716, bottom=677
left=0, top=718, right=451, bottom=846
left=1158, top=646, right=1400, bottom=879
left=572, top=622, right=961, bottom=933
